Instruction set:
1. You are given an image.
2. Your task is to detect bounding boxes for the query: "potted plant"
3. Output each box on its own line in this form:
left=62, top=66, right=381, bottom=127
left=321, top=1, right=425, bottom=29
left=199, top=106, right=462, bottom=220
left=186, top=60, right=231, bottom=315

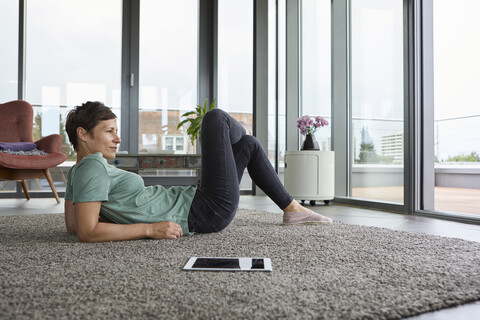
left=296, top=115, right=329, bottom=150
left=177, top=98, right=215, bottom=145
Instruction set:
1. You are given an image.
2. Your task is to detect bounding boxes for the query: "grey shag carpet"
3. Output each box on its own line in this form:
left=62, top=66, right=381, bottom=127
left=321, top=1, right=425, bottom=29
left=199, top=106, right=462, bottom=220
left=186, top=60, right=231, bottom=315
left=1, top=210, right=480, bottom=320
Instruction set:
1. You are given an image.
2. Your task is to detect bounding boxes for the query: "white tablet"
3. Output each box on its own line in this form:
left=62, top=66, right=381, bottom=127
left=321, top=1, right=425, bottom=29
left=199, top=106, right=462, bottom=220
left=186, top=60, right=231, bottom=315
left=183, top=257, right=272, bottom=272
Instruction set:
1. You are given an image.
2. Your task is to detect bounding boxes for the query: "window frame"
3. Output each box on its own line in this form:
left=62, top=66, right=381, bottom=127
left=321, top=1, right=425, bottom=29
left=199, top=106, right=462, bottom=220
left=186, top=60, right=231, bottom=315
left=332, top=0, right=419, bottom=214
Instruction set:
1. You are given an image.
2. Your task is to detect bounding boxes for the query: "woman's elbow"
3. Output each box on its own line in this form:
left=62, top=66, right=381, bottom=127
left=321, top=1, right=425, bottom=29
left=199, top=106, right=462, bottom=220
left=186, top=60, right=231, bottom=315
left=77, top=234, right=94, bottom=243
left=76, top=229, right=96, bottom=242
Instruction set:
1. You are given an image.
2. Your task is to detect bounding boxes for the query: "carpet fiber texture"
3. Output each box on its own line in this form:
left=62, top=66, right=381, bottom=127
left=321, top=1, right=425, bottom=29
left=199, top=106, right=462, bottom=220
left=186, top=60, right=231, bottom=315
left=1, top=210, right=480, bottom=320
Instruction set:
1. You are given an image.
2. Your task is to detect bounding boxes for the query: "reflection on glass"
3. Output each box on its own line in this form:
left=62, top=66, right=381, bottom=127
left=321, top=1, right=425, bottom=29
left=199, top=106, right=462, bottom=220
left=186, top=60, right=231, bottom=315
left=139, top=0, right=198, bottom=155
left=350, top=0, right=404, bottom=204
left=0, top=0, right=18, bottom=102
left=433, top=0, right=480, bottom=215
left=24, top=0, right=122, bottom=192
left=301, top=0, right=331, bottom=152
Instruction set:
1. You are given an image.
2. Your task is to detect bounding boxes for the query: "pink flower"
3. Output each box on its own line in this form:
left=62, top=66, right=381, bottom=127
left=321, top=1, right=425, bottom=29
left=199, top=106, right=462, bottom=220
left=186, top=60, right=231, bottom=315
left=296, top=115, right=329, bottom=136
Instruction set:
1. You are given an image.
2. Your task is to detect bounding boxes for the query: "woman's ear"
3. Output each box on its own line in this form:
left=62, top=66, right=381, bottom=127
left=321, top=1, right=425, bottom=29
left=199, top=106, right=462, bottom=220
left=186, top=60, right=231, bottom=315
left=77, top=127, right=88, bottom=143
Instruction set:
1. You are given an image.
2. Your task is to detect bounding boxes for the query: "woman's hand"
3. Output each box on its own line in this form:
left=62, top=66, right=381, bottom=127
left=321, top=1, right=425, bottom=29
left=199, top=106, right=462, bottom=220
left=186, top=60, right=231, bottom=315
left=147, top=221, right=183, bottom=239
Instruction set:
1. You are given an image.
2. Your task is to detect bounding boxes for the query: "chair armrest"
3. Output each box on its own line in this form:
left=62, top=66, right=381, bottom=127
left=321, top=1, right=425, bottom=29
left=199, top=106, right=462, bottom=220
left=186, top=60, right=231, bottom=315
left=35, top=134, right=64, bottom=154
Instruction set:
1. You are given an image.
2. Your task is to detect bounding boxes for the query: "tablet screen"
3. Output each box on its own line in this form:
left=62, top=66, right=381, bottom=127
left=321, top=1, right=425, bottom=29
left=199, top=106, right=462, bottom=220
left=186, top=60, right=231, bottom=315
left=184, top=257, right=272, bottom=271
left=251, top=258, right=265, bottom=269
left=192, top=258, right=240, bottom=269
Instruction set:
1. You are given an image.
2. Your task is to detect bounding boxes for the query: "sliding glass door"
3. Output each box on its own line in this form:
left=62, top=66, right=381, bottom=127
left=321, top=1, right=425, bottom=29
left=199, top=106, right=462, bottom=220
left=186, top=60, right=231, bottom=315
left=431, top=0, right=480, bottom=217
left=350, top=0, right=404, bottom=204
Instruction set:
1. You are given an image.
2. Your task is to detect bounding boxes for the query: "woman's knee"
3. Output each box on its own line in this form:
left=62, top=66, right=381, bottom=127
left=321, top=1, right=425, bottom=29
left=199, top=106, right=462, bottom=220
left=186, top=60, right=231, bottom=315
left=237, top=135, right=262, bottom=151
left=203, top=108, right=227, bottom=125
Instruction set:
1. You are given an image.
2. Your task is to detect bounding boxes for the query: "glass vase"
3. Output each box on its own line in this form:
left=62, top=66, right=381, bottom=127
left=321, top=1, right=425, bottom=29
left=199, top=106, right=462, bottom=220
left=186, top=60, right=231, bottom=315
left=301, top=134, right=320, bottom=151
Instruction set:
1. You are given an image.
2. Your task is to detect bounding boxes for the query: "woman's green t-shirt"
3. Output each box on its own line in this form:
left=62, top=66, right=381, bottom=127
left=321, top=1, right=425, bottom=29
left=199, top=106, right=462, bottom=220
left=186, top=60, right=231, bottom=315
left=65, top=152, right=196, bottom=236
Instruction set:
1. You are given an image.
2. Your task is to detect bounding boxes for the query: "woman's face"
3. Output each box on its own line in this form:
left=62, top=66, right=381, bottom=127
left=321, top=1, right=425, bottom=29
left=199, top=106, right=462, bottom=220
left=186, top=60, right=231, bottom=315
left=83, top=119, right=121, bottom=159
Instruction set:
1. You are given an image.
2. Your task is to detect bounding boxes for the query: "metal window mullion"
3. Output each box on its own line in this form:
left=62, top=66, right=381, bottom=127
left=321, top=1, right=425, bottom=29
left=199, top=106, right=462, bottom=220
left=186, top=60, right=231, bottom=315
left=403, top=0, right=413, bottom=213
left=15, top=0, right=26, bottom=198
left=198, top=0, right=216, bottom=106
left=332, top=0, right=349, bottom=198
left=275, top=0, right=279, bottom=173
left=121, top=0, right=139, bottom=154
left=420, top=0, right=435, bottom=211
left=253, top=0, right=269, bottom=195
left=285, top=0, right=300, bottom=152
left=18, top=0, right=25, bottom=100
left=404, top=0, right=423, bottom=214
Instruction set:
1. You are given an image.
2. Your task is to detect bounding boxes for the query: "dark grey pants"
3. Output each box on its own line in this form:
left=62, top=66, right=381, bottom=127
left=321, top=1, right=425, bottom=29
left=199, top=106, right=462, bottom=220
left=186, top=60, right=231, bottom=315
left=188, top=109, right=293, bottom=233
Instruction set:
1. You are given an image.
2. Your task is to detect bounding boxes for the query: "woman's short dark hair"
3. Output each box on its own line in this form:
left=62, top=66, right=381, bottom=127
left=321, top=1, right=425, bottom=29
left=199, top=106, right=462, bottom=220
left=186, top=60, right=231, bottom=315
left=65, top=101, right=117, bottom=151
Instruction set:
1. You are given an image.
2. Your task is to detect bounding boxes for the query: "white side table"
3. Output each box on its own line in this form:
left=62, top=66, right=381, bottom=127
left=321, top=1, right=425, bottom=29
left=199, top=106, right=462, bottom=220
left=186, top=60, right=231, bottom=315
left=284, top=151, right=334, bottom=205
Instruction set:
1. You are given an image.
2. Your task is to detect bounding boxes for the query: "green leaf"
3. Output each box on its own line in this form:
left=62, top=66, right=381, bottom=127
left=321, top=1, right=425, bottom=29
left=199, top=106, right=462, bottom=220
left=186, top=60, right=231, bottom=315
left=177, top=119, right=189, bottom=129
left=177, top=97, right=218, bottom=145
left=180, top=111, right=196, bottom=117
left=191, top=116, right=202, bottom=125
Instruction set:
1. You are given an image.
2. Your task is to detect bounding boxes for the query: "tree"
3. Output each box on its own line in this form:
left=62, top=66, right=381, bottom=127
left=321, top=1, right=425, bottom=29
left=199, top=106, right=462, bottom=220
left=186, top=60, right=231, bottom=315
left=447, top=152, right=480, bottom=162
left=358, top=143, right=379, bottom=163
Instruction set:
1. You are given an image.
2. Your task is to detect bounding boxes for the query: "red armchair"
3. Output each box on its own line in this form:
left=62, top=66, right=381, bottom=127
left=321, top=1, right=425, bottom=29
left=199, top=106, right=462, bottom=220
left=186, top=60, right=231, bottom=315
left=0, top=100, right=67, bottom=203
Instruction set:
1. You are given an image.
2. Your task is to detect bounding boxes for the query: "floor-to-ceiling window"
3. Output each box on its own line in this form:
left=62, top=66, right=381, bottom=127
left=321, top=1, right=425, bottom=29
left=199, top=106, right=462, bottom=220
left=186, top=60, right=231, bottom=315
left=301, top=0, right=331, bottom=151
left=139, top=0, right=198, bottom=158
left=22, top=0, right=122, bottom=193
left=0, top=0, right=19, bottom=195
left=218, top=0, right=254, bottom=190
left=0, top=0, right=207, bottom=197
left=0, top=0, right=18, bottom=102
left=432, top=0, right=480, bottom=216
left=350, top=0, right=404, bottom=204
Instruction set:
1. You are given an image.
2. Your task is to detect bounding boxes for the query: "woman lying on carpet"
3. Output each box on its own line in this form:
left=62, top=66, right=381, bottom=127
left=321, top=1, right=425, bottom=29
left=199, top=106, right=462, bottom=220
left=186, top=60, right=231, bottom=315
left=64, top=101, right=332, bottom=242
